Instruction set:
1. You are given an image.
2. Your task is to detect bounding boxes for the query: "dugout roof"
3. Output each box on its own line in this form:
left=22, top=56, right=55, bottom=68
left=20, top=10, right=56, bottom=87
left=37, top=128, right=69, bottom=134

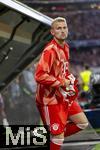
left=0, top=0, right=53, bottom=91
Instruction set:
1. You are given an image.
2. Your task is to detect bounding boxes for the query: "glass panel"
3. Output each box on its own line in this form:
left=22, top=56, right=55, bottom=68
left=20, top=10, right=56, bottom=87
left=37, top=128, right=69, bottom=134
left=0, top=3, right=51, bottom=91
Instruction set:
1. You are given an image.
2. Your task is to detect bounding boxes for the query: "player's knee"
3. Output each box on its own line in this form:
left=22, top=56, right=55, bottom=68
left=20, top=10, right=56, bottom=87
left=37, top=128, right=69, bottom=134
left=50, top=133, right=64, bottom=145
left=51, top=137, right=64, bottom=145
left=76, top=122, right=89, bottom=129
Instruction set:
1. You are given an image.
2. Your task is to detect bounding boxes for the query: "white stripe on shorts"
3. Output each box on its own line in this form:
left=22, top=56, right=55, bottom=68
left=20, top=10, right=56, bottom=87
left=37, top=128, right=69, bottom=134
left=44, top=106, right=50, bottom=126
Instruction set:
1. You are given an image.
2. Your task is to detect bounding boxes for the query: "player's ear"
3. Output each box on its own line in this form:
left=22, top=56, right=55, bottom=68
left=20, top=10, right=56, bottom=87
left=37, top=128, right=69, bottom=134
left=50, top=28, right=54, bottom=36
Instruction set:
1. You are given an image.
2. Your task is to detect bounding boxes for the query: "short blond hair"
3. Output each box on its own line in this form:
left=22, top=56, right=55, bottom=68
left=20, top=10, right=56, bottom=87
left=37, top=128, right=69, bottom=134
left=51, top=17, right=67, bottom=28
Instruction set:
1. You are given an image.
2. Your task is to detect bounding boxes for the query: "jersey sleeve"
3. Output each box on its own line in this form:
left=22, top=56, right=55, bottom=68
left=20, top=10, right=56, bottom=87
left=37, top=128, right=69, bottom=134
left=35, top=49, right=65, bottom=88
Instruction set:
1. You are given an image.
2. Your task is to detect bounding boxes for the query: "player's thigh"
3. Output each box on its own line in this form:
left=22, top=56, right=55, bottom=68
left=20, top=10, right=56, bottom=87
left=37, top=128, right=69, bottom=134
left=68, top=101, right=88, bottom=124
left=37, top=103, right=68, bottom=135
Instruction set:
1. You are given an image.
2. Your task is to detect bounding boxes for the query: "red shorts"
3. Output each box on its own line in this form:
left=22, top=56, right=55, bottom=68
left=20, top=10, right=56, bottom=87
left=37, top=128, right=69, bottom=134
left=37, top=101, right=83, bottom=135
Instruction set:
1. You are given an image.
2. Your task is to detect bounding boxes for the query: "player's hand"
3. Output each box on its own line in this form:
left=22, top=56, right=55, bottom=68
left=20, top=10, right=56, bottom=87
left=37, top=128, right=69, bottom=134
left=67, top=74, right=76, bottom=85
left=64, top=79, right=70, bottom=87
left=60, top=85, right=76, bottom=98
left=66, top=85, right=76, bottom=96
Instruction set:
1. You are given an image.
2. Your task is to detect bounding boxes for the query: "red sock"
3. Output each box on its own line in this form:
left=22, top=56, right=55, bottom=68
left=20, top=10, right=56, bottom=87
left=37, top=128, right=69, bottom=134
left=64, top=122, right=82, bottom=137
left=50, top=141, right=61, bottom=150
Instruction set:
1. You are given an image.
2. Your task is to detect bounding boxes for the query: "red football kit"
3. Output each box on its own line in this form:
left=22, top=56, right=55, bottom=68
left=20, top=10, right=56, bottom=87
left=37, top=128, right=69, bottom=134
left=35, top=39, right=82, bottom=135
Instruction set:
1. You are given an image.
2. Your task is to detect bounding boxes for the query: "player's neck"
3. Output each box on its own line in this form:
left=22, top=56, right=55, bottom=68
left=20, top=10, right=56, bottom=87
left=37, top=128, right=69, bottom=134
left=54, top=38, right=65, bottom=48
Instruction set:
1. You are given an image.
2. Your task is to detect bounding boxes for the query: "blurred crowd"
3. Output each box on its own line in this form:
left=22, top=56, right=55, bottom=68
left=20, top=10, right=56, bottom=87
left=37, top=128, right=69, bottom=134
left=32, top=2, right=100, bottom=41
left=70, top=47, right=100, bottom=109
left=0, top=63, right=40, bottom=125
left=70, top=47, right=100, bottom=76
left=47, top=10, right=100, bottom=40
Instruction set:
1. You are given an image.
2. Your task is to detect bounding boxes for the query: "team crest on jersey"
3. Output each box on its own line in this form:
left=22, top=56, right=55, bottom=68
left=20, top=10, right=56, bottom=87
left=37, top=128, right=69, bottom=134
left=51, top=123, right=59, bottom=131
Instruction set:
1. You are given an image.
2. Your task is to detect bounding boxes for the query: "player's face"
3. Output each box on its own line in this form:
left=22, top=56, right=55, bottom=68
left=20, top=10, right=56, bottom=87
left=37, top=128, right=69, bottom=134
left=51, top=21, right=68, bottom=41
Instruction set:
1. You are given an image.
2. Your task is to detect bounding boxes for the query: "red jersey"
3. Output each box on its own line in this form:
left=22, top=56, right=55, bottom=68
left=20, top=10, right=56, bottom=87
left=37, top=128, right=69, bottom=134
left=35, top=39, right=71, bottom=105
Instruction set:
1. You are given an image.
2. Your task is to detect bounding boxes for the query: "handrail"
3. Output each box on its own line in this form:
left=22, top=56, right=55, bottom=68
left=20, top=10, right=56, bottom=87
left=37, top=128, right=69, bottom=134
left=0, top=0, right=53, bottom=26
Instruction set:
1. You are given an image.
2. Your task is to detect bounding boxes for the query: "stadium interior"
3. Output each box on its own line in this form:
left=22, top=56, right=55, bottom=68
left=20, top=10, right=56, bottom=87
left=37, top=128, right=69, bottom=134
left=0, top=0, right=100, bottom=149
